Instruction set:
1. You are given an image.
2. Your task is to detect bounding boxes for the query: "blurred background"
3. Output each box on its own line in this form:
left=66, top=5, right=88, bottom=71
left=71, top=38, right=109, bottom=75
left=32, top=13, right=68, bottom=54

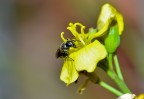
left=0, top=0, right=144, bottom=99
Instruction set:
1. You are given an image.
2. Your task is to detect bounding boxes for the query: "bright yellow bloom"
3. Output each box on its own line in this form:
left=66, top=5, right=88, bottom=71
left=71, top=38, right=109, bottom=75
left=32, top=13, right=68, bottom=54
left=60, top=23, right=107, bottom=85
left=59, top=3, right=124, bottom=85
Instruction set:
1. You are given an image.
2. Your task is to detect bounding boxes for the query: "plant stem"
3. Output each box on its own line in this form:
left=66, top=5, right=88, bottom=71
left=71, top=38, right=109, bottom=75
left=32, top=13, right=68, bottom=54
left=107, top=70, right=131, bottom=93
left=108, top=53, right=113, bottom=70
left=107, top=53, right=131, bottom=93
left=82, top=71, right=124, bottom=96
left=114, top=54, right=124, bottom=80
left=99, top=81, right=123, bottom=96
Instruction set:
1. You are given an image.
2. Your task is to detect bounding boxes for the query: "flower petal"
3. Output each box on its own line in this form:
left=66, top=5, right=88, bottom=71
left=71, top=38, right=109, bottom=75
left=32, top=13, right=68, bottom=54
left=87, top=4, right=124, bottom=41
left=70, top=40, right=107, bottom=72
left=97, top=3, right=124, bottom=35
left=60, top=59, right=79, bottom=85
left=117, top=93, right=136, bottom=99
left=115, top=13, right=124, bottom=35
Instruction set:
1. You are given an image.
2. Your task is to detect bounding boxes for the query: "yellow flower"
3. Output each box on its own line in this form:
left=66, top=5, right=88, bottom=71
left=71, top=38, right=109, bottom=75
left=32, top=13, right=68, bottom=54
left=60, top=23, right=107, bottom=85
left=59, top=3, right=124, bottom=85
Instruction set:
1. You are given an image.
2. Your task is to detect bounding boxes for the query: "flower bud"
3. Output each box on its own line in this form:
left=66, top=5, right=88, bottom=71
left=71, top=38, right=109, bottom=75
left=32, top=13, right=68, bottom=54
left=104, top=25, right=120, bottom=53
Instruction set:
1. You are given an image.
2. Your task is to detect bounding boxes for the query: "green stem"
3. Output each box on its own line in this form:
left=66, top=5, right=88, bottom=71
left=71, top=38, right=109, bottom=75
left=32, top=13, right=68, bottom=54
left=82, top=72, right=124, bottom=96
left=107, top=53, right=131, bottom=93
left=108, top=53, right=113, bottom=70
left=107, top=70, right=131, bottom=93
left=114, top=54, right=124, bottom=80
left=99, top=81, right=123, bottom=96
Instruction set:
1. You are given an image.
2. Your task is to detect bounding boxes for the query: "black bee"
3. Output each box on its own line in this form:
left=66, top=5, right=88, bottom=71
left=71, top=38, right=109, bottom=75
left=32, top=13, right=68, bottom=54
left=56, top=39, right=76, bottom=59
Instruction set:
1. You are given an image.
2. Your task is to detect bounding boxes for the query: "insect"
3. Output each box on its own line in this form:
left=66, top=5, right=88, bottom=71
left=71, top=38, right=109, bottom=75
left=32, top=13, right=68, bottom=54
left=56, top=39, right=76, bottom=59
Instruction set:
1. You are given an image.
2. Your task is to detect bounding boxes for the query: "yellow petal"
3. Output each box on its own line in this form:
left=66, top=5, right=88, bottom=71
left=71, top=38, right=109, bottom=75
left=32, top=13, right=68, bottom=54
left=70, top=40, right=107, bottom=72
left=115, top=13, right=124, bottom=35
left=60, top=59, right=79, bottom=85
left=97, top=3, right=124, bottom=35
left=87, top=4, right=124, bottom=41
left=97, top=4, right=116, bottom=30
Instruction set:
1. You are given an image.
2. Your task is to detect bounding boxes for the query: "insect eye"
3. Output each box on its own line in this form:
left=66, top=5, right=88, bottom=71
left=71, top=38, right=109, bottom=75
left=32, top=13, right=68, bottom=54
left=66, top=41, right=73, bottom=47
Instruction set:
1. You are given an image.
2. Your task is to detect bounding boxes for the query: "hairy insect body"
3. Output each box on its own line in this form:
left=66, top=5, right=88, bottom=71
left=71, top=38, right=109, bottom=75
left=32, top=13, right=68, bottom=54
left=56, top=40, right=76, bottom=59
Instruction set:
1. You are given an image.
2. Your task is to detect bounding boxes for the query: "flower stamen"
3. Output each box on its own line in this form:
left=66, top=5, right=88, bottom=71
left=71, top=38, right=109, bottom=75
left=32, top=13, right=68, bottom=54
left=61, top=32, right=67, bottom=42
